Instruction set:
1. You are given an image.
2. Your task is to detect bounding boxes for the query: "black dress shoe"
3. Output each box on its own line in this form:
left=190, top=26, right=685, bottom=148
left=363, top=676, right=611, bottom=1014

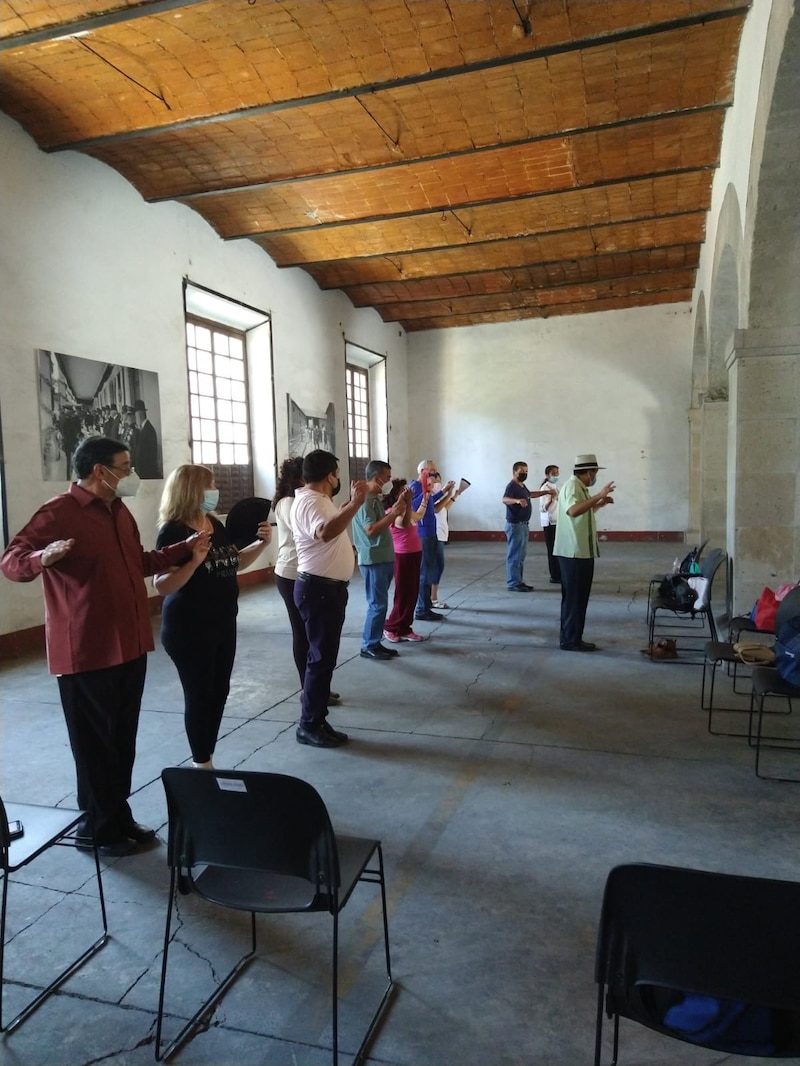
left=121, top=820, right=157, bottom=843
left=360, top=646, right=393, bottom=661
left=321, top=720, right=349, bottom=743
left=415, top=611, right=444, bottom=621
left=509, top=585, right=533, bottom=592
left=75, top=835, right=139, bottom=857
left=296, top=724, right=344, bottom=748
left=375, top=643, right=399, bottom=657
left=577, top=641, right=597, bottom=651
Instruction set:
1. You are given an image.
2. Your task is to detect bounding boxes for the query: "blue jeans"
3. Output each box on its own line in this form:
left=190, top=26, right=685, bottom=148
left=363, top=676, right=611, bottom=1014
left=359, top=561, right=395, bottom=650
left=505, top=521, right=529, bottom=588
left=416, top=536, right=439, bottom=614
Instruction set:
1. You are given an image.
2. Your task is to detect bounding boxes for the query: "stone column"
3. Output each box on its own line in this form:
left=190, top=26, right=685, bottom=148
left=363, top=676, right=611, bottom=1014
left=727, top=327, right=800, bottom=615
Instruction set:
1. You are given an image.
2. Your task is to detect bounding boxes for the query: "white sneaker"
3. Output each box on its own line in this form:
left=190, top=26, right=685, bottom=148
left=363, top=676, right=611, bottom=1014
left=402, top=630, right=426, bottom=642
left=383, top=630, right=402, bottom=643
left=431, top=600, right=450, bottom=609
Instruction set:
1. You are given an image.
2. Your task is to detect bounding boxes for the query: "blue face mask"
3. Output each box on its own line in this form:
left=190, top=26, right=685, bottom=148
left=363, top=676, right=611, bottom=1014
left=549, top=475, right=559, bottom=484
left=588, top=475, right=597, bottom=487
left=200, top=488, right=219, bottom=513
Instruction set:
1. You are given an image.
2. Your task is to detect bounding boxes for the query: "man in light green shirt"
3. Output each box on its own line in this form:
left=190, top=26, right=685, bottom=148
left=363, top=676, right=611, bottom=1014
left=554, top=453, right=616, bottom=652
left=353, top=460, right=408, bottom=661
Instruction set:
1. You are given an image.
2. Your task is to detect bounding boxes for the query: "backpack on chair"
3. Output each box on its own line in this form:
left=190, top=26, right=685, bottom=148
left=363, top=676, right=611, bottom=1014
left=775, top=616, right=800, bottom=687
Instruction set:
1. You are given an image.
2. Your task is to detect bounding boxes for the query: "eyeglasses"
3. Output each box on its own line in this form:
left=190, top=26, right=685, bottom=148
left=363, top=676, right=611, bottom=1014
left=105, top=464, right=134, bottom=475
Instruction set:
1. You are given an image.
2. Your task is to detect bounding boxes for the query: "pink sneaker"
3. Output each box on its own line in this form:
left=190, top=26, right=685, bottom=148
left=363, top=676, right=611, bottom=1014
left=382, top=631, right=402, bottom=643
left=402, top=630, right=426, bottom=642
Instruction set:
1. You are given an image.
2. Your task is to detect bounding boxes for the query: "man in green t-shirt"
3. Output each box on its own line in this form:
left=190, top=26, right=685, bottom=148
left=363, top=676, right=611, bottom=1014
left=353, top=460, right=409, bottom=660
left=554, top=453, right=615, bottom=651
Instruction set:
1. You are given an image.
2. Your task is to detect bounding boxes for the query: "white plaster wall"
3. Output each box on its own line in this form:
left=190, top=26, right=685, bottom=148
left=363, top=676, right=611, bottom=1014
left=406, top=306, right=694, bottom=534
left=0, top=113, right=408, bottom=635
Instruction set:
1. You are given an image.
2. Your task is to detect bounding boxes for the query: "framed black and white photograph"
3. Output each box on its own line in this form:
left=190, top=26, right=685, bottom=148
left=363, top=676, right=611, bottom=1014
left=37, top=349, right=163, bottom=481
left=287, top=394, right=336, bottom=457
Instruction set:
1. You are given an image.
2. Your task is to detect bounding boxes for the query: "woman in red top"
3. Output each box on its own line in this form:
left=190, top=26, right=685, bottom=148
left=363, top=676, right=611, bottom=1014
left=383, top=478, right=428, bottom=643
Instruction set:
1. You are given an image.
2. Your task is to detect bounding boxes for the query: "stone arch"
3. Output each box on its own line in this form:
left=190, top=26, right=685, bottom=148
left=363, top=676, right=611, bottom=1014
left=691, top=291, right=708, bottom=405
left=707, top=184, right=743, bottom=397
left=748, top=9, right=799, bottom=327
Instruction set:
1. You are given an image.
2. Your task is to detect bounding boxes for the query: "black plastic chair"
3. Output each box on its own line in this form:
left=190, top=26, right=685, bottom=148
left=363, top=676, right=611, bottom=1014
left=595, top=863, right=800, bottom=1065
left=749, top=661, right=800, bottom=782
left=155, top=768, right=393, bottom=1063
left=645, top=540, right=708, bottom=624
left=646, top=548, right=726, bottom=660
left=1, top=796, right=108, bottom=1033
left=703, top=588, right=800, bottom=736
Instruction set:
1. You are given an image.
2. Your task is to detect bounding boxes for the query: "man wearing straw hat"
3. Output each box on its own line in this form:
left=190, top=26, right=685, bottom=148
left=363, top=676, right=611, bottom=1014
left=554, top=453, right=615, bottom=651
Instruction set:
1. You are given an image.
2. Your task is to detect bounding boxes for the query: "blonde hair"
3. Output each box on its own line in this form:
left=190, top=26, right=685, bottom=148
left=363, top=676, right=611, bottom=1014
left=158, top=464, right=213, bottom=527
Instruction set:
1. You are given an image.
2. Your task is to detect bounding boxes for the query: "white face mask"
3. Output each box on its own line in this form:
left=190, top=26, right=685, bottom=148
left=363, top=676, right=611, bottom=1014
left=381, top=480, right=393, bottom=495
left=104, top=466, right=141, bottom=498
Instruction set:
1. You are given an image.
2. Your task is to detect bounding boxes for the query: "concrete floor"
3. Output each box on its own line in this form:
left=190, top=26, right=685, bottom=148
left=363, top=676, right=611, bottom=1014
left=2, top=541, right=799, bottom=1066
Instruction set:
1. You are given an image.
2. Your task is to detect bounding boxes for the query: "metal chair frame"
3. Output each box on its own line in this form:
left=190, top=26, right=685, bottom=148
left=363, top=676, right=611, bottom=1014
left=1, top=798, right=108, bottom=1034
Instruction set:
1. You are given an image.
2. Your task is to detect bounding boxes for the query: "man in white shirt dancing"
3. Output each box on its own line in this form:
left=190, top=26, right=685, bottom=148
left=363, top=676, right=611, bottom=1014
left=291, top=450, right=367, bottom=748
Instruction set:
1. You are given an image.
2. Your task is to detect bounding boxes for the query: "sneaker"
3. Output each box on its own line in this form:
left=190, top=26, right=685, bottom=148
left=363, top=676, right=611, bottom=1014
left=402, top=630, right=426, bottom=642
left=415, top=611, right=444, bottom=621
left=383, top=630, right=402, bottom=643
left=431, top=600, right=450, bottom=609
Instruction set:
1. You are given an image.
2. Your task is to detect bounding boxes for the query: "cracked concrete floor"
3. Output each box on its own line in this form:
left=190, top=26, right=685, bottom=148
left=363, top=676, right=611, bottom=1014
left=2, top=542, right=799, bottom=1065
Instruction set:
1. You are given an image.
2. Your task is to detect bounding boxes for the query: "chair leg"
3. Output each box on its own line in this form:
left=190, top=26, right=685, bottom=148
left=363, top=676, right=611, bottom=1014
left=1, top=837, right=109, bottom=1035
left=347, top=846, right=395, bottom=1066
left=155, top=871, right=257, bottom=1062
left=594, top=983, right=604, bottom=1066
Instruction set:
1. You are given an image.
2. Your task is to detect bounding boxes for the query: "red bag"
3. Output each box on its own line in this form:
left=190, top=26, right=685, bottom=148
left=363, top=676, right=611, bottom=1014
left=753, top=587, right=779, bottom=632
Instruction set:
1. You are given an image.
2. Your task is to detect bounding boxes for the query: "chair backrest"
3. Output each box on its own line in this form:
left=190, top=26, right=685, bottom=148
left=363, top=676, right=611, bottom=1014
left=596, top=863, right=800, bottom=1025
left=0, top=794, right=10, bottom=862
left=700, top=547, right=726, bottom=585
left=161, top=768, right=340, bottom=889
left=775, top=586, right=800, bottom=630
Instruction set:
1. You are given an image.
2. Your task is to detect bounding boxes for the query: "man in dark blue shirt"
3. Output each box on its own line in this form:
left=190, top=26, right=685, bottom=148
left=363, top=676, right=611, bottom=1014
left=410, top=459, right=454, bottom=621
left=502, top=461, right=554, bottom=591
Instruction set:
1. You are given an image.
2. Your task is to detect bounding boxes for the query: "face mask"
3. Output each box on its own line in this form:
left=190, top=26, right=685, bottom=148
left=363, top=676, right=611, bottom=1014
left=200, top=488, right=219, bottom=513
left=589, top=474, right=597, bottom=487
left=549, top=475, right=559, bottom=484
left=517, top=472, right=528, bottom=482
left=105, top=467, right=141, bottom=498
left=381, top=481, right=393, bottom=495
left=331, top=477, right=341, bottom=497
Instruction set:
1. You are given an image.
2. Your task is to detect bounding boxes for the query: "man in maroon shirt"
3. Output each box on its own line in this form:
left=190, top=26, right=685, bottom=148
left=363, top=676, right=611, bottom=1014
left=1, top=437, right=209, bottom=856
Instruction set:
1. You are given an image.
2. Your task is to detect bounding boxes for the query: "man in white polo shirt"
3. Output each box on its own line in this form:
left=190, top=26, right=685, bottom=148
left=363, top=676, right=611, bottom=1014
left=292, top=449, right=367, bottom=748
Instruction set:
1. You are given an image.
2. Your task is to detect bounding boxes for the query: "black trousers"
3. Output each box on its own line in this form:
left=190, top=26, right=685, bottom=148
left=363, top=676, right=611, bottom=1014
left=57, top=655, right=146, bottom=843
left=162, top=620, right=236, bottom=764
left=543, top=524, right=561, bottom=582
left=275, top=573, right=307, bottom=685
left=557, top=556, right=595, bottom=646
left=294, top=575, right=348, bottom=732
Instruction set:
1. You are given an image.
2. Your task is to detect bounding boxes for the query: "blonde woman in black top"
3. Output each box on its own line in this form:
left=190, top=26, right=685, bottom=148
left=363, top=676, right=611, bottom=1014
left=154, top=465, right=270, bottom=768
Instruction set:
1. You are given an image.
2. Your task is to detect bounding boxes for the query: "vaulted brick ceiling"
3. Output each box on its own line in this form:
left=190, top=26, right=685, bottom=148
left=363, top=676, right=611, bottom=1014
left=0, top=0, right=750, bottom=331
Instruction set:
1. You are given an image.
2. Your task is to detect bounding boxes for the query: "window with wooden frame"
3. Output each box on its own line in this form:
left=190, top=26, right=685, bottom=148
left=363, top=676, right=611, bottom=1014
left=185, top=315, right=253, bottom=512
left=345, top=363, right=370, bottom=481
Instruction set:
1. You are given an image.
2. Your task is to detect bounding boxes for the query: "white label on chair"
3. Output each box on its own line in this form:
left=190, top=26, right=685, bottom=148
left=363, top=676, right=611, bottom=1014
left=216, top=777, right=247, bottom=792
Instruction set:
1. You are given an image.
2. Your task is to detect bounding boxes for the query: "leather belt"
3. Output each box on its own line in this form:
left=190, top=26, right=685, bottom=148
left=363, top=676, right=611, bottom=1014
left=297, top=571, right=349, bottom=587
